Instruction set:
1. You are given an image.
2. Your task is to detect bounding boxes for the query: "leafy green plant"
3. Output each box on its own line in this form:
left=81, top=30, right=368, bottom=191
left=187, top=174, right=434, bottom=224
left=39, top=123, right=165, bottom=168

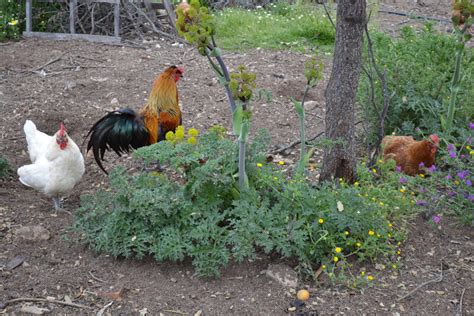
left=0, top=0, right=21, bottom=41
left=358, top=25, right=474, bottom=144
left=292, top=58, right=323, bottom=175
left=75, top=127, right=410, bottom=279
left=443, top=0, right=473, bottom=135
left=0, top=154, right=11, bottom=178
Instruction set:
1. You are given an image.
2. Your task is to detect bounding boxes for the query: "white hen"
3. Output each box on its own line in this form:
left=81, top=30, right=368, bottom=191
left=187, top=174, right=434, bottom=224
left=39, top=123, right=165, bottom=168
left=17, top=120, right=85, bottom=210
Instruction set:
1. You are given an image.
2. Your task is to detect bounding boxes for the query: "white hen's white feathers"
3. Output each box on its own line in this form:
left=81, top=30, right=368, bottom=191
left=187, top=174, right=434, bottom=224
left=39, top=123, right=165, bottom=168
left=17, top=120, right=85, bottom=197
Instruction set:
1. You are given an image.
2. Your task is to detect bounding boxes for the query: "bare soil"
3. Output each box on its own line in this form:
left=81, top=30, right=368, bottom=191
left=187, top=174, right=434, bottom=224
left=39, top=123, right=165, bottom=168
left=1, top=1, right=473, bottom=315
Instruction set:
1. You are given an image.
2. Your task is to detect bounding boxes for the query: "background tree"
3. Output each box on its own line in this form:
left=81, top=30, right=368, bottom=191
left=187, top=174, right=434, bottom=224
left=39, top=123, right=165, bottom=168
left=320, top=0, right=366, bottom=183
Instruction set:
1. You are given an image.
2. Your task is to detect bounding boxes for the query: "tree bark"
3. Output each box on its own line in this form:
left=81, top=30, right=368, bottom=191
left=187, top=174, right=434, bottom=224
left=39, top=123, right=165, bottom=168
left=320, top=0, right=366, bottom=183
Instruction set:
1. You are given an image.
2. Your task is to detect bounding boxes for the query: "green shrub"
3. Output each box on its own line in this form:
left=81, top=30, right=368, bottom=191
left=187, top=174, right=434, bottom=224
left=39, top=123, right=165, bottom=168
left=0, top=154, right=11, bottom=178
left=0, top=0, right=22, bottom=41
left=75, top=127, right=409, bottom=279
left=359, top=25, right=474, bottom=142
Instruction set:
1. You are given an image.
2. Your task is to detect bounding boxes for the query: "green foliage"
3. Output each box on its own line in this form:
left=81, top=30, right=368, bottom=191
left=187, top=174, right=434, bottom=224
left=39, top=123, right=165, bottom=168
left=213, top=3, right=335, bottom=51
left=176, top=0, right=215, bottom=55
left=75, top=128, right=408, bottom=279
left=358, top=25, right=474, bottom=142
left=229, top=65, right=257, bottom=102
left=0, top=154, right=11, bottom=178
left=0, top=0, right=21, bottom=41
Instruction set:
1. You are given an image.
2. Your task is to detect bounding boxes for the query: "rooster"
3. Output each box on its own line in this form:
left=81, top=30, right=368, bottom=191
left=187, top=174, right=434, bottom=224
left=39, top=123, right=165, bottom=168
left=85, top=65, right=184, bottom=173
left=17, top=120, right=85, bottom=210
left=382, top=134, right=439, bottom=176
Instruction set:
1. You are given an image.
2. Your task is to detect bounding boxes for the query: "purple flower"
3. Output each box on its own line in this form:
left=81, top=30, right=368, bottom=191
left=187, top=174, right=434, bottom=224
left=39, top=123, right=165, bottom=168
left=399, top=177, right=407, bottom=184
left=446, top=174, right=452, bottom=180
left=416, top=200, right=428, bottom=206
left=466, top=179, right=472, bottom=187
left=469, top=122, right=474, bottom=129
left=457, top=170, right=469, bottom=180
left=427, top=165, right=436, bottom=173
left=431, top=215, right=441, bottom=224
left=448, top=191, right=457, bottom=197
left=447, top=144, right=455, bottom=151
left=461, top=154, right=466, bottom=159
left=449, top=151, right=457, bottom=158
left=396, top=165, right=402, bottom=172
left=418, top=162, right=425, bottom=168
left=468, top=195, right=474, bottom=202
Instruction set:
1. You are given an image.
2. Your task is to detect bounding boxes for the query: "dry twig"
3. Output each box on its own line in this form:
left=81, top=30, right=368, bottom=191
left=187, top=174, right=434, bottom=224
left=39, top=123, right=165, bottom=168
left=397, top=264, right=444, bottom=301
left=2, top=297, right=92, bottom=310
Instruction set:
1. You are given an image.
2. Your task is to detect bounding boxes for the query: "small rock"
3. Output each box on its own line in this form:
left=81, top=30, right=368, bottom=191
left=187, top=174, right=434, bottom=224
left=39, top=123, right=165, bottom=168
left=194, top=310, right=202, bottom=316
left=264, top=264, right=298, bottom=288
left=20, top=305, right=50, bottom=315
left=110, top=98, right=119, bottom=105
left=375, top=263, right=386, bottom=270
left=14, top=226, right=50, bottom=241
left=170, top=278, right=177, bottom=283
left=6, top=256, right=25, bottom=270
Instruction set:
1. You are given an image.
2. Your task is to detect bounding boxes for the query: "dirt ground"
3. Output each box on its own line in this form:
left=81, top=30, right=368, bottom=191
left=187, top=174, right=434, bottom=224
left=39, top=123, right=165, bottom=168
left=1, top=1, right=473, bottom=314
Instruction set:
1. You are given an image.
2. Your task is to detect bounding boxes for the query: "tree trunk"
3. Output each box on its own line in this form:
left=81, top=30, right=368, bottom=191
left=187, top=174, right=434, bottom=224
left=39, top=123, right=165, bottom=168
left=320, top=0, right=366, bottom=183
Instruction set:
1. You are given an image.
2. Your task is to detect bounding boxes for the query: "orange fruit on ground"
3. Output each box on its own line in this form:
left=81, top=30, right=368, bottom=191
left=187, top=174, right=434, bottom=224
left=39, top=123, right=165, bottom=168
left=297, top=289, right=310, bottom=301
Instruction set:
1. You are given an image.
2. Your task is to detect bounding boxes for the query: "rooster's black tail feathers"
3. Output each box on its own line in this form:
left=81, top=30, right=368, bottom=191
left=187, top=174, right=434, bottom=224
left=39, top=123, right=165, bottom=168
left=85, top=108, right=150, bottom=173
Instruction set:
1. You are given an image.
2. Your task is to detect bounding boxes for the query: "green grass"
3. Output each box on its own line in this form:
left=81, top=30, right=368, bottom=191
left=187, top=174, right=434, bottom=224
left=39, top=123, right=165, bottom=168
left=213, top=3, right=335, bottom=52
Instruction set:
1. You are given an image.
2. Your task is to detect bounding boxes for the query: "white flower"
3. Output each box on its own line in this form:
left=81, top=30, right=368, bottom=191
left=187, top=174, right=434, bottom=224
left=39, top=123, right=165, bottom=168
left=337, top=201, right=344, bottom=212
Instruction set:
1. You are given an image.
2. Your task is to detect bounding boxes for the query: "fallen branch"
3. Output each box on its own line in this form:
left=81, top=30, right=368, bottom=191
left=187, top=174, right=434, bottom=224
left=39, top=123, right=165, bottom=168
left=2, top=297, right=92, bottom=310
left=89, top=270, right=106, bottom=283
left=378, top=9, right=451, bottom=24
left=397, top=264, right=444, bottom=301
left=96, top=301, right=113, bottom=316
left=31, top=51, right=69, bottom=72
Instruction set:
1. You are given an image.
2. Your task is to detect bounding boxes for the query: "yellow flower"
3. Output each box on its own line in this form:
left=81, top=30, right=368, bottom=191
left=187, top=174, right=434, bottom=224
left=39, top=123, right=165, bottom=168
left=367, top=275, right=374, bottom=281
left=360, top=271, right=365, bottom=276
left=354, top=181, right=359, bottom=187
left=175, top=126, right=185, bottom=140
left=376, top=234, right=381, bottom=238
left=391, top=264, right=397, bottom=269
left=396, top=250, right=401, bottom=255
left=388, top=233, right=392, bottom=237
left=379, top=202, right=385, bottom=207
left=278, top=161, right=285, bottom=165
left=466, top=146, right=471, bottom=150
left=322, top=264, right=326, bottom=269
left=397, top=241, right=401, bottom=246
left=388, top=223, right=393, bottom=228
left=256, top=163, right=263, bottom=167
left=372, top=168, right=377, bottom=173
left=187, top=136, right=197, bottom=145
left=355, top=242, right=362, bottom=247
left=165, top=131, right=175, bottom=141
left=378, top=159, right=383, bottom=163
left=188, top=128, right=199, bottom=137
left=470, top=150, right=474, bottom=155
left=368, top=230, right=375, bottom=236
left=371, top=197, right=376, bottom=202
left=399, top=188, right=405, bottom=193
left=8, top=19, right=18, bottom=26
left=335, top=247, right=342, bottom=253
left=273, top=177, right=278, bottom=181
left=338, top=178, right=343, bottom=182
left=410, top=200, right=415, bottom=205
left=333, top=256, right=339, bottom=263
left=454, top=180, right=460, bottom=185
left=344, top=231, right=349, bottom=236
left=419, top=174, right=425, bottom=178
left=318, top=218, right=324, bottom=224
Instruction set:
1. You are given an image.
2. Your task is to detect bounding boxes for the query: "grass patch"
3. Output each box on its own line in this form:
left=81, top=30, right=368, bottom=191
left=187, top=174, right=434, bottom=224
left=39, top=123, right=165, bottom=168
left=213, top=3, right=335, bottom=52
